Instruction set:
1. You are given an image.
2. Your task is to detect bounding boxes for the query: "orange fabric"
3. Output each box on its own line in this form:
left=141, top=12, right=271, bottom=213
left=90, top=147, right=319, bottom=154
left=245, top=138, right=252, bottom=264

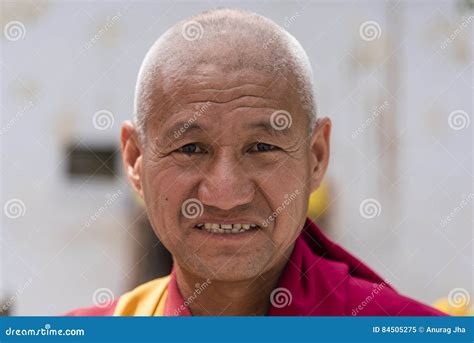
left=113, top=275, right=170, bottom=316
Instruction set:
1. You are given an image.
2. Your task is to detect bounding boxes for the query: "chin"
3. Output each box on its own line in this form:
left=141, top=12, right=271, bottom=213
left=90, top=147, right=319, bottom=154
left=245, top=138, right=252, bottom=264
left=187, top=252, right=274, bottom=282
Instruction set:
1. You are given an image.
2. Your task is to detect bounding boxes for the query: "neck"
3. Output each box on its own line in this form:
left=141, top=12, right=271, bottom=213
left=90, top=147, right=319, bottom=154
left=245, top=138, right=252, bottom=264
left=174, top=251, right=292, bottom=316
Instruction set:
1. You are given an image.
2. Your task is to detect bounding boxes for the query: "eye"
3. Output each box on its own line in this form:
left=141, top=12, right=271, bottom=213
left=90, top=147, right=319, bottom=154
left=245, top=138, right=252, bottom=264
left=177, top=143, right=205, bottom=154
left=250, top=142, right=277, bottom=153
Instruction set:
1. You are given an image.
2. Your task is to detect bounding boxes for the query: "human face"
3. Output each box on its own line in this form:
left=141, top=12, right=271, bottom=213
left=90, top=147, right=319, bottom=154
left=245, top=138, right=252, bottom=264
left=122, top=64, right=330, bottom=282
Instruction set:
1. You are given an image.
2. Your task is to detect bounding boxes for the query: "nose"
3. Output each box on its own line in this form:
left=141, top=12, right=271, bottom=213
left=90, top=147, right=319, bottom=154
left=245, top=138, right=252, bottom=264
left=197, top=151, right=256, bottom=211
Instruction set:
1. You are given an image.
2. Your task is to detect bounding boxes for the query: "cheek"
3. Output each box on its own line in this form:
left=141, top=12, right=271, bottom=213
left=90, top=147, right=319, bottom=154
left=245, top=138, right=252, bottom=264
left=143, top=158, right=187, bottom=199
left=141, top=163, right=192, bottom=240
left=257, top=158, right=308, bottom=199
left=270, top=193, right=307, bottom=249
left=258, top=162, right=309, bottom=239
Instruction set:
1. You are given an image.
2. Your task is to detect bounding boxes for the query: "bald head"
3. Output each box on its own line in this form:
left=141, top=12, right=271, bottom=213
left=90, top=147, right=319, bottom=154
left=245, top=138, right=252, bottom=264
left=134, top=8, right=316, bottom=143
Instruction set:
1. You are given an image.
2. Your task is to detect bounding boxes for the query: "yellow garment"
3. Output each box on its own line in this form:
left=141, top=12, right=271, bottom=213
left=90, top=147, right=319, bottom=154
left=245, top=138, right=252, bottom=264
left=433, top=298, right=473, bottom=316
left=113, top=275, right=170, bottom=316
left=307, top=180, right=329, bottom=219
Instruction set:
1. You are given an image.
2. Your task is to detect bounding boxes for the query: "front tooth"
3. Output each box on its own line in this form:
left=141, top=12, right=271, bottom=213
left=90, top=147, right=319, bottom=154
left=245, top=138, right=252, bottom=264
left=212, top=223, right=220, bottom=230
left=217, top=228, right=224, bottom=233
left=242, top=224, right=250, bottom=230
left=233, top=224, right=241, bottom=229
left=205, top=223, right=212, bottom=229
left=231, top=227, right=239, bottom=233
left=221, top=224, right=232, bottom=230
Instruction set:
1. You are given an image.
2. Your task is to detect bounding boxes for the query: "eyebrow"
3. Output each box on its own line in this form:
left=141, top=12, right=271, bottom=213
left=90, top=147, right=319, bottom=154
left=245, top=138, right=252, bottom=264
left=161, top=118, right=290, bottom=146
left=243, top=120, right=290, bottom=137
left=160, top=121, right=207, bottom=145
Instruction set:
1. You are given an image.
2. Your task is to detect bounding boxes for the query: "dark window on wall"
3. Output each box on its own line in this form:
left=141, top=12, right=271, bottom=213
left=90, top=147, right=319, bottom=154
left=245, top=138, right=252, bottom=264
left=66, top=143, right=118, bottom=179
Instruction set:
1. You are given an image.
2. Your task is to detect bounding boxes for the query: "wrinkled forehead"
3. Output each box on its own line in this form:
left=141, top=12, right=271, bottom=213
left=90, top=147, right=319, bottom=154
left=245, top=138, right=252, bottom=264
left=148, top=63, right=302, bottom=133
left=165, top=63, right=293, bottom=103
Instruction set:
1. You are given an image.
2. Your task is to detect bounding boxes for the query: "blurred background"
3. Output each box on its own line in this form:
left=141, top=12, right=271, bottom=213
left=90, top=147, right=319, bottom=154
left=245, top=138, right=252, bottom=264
left=0, top=0, right=472, bottom=315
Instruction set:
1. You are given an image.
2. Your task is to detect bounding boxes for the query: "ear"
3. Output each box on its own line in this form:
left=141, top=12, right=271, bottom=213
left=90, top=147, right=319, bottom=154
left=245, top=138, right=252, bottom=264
left=120, top=121, right=144, bottom=198
left=309, top=117, right=331, bottom=192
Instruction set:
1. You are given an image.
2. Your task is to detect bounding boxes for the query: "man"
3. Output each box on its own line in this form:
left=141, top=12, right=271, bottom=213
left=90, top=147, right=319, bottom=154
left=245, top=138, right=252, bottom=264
left=68, top=8, right=443, bottom=316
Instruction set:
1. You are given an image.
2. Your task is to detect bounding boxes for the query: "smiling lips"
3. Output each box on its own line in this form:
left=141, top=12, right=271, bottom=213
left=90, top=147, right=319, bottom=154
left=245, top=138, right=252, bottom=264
left=195, top=223, right=259, bottom=234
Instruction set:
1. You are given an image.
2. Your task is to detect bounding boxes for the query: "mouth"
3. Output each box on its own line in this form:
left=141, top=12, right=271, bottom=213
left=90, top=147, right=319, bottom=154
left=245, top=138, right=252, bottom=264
left=194, top=223, right=260, bottom=234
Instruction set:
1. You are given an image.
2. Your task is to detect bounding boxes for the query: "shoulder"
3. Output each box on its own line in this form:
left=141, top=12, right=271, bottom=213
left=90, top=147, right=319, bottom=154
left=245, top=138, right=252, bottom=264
left=63, top=275, right=171, bottom=317
left=346, top=276, right=446, bottom=316
left=113, top=275, right=171, bottom=316
left=63, top=299, right=118, bottom=316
